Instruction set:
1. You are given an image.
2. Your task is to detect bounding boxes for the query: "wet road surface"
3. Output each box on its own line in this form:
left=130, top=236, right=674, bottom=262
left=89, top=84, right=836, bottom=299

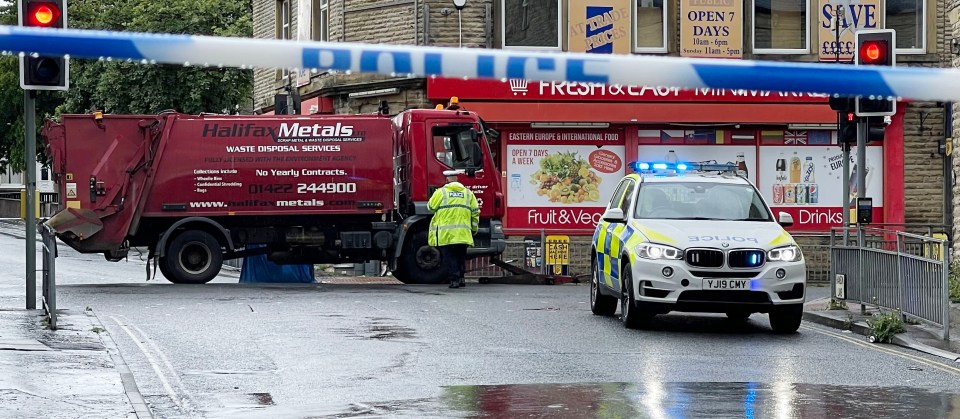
left=2, top=221, right=959, bottom=418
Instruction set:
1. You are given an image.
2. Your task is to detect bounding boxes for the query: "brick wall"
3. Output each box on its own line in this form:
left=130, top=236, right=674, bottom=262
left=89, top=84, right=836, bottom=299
left=252, top=0, right=277, bottom=111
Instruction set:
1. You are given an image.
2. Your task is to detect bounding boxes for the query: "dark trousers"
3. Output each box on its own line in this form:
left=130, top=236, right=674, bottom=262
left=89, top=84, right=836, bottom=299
left=441, top=244, right=468, bottom=283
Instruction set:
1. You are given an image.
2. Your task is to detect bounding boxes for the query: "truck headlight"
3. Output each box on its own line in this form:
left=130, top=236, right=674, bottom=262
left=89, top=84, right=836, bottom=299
left=767, top=245, right=802, bottom=262
left=636, top=243, right=683, bottom=260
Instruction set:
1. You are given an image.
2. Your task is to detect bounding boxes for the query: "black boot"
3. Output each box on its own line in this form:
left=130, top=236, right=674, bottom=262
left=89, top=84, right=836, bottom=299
left=449, top=281, right=460, bottom=288
left=459, top=278, right=466, bottom=288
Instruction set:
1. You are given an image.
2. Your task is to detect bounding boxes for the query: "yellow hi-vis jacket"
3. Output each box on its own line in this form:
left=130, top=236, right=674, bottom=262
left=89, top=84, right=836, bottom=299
left=427, top=181, right=480, bottom=247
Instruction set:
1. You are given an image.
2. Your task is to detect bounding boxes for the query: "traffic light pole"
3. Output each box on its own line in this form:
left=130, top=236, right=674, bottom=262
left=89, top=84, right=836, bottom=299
left=24, top=89, right=36, bottom=310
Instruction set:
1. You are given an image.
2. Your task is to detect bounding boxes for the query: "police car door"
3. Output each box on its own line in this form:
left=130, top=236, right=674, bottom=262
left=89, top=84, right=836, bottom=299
left=597, top=178, right=637, bottom=290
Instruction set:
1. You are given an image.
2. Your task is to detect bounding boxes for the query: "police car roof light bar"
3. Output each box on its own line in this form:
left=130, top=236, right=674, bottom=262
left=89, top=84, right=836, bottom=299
left=629, top=161, right=739, bottom=175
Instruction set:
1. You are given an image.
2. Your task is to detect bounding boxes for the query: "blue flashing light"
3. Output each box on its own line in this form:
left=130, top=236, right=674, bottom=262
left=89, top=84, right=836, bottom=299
left=628, top=161, right=740, bottom=176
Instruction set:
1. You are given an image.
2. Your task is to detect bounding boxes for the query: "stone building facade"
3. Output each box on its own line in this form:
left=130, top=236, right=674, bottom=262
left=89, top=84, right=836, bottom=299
left=252, top=0, right=952, bottom=269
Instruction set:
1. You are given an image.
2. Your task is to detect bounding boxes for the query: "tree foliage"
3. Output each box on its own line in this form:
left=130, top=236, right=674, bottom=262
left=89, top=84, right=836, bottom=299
left=0, top=0, right=253, bottom=172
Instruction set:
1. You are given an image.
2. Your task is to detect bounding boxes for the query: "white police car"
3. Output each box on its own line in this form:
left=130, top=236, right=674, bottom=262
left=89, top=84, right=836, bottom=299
left=590, top=162, right=806, bottom=333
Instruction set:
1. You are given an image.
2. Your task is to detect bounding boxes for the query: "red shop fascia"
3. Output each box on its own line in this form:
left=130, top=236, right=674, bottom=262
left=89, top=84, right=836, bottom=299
left=427, top=77, right=905, bottom=236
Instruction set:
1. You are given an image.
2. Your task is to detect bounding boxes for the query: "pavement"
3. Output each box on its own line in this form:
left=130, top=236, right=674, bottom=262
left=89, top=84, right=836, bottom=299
left=802, top=293, right=960, bottom=363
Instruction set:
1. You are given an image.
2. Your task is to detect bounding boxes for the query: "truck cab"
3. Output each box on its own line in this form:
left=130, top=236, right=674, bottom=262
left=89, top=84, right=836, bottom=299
left=391, top=108, right=506, bottom=284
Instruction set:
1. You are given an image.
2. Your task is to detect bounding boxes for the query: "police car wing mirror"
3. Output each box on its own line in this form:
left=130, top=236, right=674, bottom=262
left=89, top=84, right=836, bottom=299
left=778, top=212, right=794, bottom=228
left=602, top=208, right=626, bottom=223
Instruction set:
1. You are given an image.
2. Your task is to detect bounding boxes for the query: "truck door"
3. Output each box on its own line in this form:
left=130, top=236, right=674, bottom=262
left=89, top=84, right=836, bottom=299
left=428, top=123, right=494, bottom=217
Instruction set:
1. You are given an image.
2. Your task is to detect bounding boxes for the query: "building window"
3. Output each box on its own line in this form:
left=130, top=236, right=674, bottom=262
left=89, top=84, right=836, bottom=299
left=752, top=0, right=808, bottom=53
left=277, top=0, right=291, bottom=80
left=885, top=0, right=924, bottom=53
left=501, top=0, right=562, bottom=50
left=634, top=0, right=667, bottom=52
left=277, top=0, right=291, bottom=40
left=313, top=0, right=329, bottom=41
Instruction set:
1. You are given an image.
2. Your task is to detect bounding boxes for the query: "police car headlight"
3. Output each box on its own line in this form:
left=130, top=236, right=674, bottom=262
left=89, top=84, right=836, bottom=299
left=636, top=243, right=683, bottom=260
left=767, top=245, right=802, bottom=262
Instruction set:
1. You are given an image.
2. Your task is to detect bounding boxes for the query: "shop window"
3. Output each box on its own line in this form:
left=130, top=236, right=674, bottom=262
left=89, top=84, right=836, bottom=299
left=885, top=0, right=924, bottom=53
left=752, top=0, right=808, bottom=53
left=501, top=0, right=562, bottom=50
left=432, top=126, right=484, bottom=170
left=634, top=0, right=667, bottom=52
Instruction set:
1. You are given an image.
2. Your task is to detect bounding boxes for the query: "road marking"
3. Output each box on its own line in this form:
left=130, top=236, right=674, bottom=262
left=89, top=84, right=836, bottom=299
left=800, top=324, right=960, bottom=376
left=110, top=316, right=184, bottom=410
left=126, top=319, right=200, bottom=412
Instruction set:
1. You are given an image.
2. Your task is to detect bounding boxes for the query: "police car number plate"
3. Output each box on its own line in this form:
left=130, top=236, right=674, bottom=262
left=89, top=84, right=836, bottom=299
left=704, top=279, right=750, bottom=290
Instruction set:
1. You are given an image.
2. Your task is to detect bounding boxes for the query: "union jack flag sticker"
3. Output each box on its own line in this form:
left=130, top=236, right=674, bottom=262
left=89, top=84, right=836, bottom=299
left=784, top=130, right=808, bottom=145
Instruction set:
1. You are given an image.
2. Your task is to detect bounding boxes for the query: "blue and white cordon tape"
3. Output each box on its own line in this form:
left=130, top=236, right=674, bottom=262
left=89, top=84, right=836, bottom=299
left=2, top=25, right=960, bottom=101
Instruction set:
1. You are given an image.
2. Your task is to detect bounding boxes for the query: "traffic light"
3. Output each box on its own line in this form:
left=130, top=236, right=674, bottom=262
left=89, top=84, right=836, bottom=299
left=18, top=0, right=68, bottom=90
left=865, top=116, right=886, bottom=143
left=838, top=112, right=856, bottom=144
left=829, top=96, right=854, bottom=113
left=854, top=29, right=895, bottom=117
left=838, top=113, right=885, bottom=144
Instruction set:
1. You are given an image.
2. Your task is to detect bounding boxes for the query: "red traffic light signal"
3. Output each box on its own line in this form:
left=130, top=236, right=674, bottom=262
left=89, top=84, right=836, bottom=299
left=859, top=41, right=887, bottom=64
left=26, top=2, right=60, bottom=26
left=854, top=29, right=895, bottom=117
left=18, top=0, right=69, bottom=91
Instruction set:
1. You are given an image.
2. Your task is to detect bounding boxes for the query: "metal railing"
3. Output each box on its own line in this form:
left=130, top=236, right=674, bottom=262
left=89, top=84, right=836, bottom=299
left=465, top=234, right=594, bottom=280
left=830, top=226, right=951, bottom=340
left=39, top=223, right=57, bottom=330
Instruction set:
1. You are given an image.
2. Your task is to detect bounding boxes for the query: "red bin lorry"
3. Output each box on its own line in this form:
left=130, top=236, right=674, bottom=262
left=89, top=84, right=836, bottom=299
left=41, top=109, right=506, bottom=284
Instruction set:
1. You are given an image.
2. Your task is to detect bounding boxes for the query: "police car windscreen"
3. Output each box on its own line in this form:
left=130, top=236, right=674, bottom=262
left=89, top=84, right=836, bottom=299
left=634, top=183, right=773, bottom=222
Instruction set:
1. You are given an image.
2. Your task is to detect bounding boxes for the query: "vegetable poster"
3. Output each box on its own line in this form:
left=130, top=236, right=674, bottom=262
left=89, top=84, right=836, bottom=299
left=505, top=129, right=625, bottom=231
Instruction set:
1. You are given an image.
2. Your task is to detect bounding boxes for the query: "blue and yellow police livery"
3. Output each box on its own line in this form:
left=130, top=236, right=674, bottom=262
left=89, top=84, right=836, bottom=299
left=589, top=162, right=806, bottom=333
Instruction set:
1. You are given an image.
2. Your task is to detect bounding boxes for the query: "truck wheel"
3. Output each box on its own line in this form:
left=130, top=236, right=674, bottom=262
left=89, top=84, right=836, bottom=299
left=160, top=230, right=223, bottom=284
left=394, top=230, right=447, bottom=284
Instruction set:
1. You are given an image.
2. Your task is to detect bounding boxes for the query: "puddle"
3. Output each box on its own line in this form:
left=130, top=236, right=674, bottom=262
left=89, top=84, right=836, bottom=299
left=436, top=382, right=960, bottom=418
left=310, top=382, right=960, bottom=418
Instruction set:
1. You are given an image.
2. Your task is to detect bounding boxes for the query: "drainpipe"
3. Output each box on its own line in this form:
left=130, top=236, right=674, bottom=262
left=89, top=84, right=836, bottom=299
left=945, top=102, right=954, bottom=248
left=341, top=0, right=346, bottom=42
left=415, top=0, right=419, bottom=45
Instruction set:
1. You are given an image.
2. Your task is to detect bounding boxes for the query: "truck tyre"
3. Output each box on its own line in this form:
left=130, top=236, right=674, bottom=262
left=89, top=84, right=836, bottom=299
left=160, top=230, right=223, bottom=284
left=394, top=230, right=447, bottom=284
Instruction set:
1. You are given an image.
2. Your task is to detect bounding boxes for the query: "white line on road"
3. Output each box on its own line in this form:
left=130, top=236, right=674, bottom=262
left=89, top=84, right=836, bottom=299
left=125, top=318, right=200, bottom=412
left=110, top=316, right=185, bottom=411
left=800, top=324, right=960, bottom=376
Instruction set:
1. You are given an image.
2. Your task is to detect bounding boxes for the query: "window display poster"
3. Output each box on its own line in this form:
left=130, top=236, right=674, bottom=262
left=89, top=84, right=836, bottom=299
left=506, top=129, right=625, bottom=231
left=759, top=146, right=884, bottom=230
left=568, top=0, right=631, bottom=54
left=637, top=145, right=758, bottom=185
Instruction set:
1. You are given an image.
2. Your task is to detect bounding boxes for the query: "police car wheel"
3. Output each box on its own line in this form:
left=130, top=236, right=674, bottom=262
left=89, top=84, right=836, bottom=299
left=620, top=264, right=652, bottom=329
left=590, top=256, right=617, bottom=316
left=726, top=311, right=752, bottom=322
left=769, top=304, right=803, bottom=334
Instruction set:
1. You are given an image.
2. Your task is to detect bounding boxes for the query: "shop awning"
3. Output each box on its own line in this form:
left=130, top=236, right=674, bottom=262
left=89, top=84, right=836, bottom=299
left=461, top=102, right=837, bottom=124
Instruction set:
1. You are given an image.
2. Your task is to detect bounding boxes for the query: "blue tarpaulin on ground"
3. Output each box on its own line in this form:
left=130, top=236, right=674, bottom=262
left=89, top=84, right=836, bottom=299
left=239, top=244, right=315, bottom=283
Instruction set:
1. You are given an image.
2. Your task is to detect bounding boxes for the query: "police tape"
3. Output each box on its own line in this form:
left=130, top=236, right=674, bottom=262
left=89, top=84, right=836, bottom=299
left=2, top=25, right=960, bottom=101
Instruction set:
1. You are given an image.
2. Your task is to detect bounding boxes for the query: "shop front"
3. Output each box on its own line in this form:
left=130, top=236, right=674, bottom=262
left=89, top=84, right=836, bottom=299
left=427, top=78, right=905, bottom=237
